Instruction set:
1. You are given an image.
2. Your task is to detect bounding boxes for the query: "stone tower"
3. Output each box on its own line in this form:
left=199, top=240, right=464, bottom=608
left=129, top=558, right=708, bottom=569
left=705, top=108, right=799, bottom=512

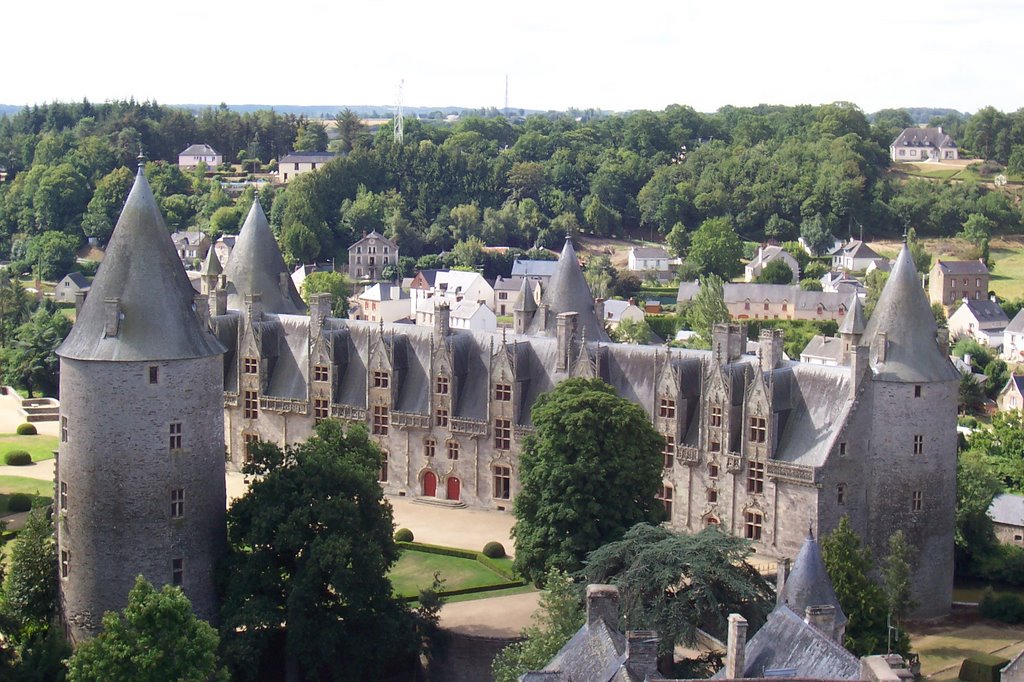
left=860, top=243, right=959, bottom=618
left=55, top=167, right=227, bottom=642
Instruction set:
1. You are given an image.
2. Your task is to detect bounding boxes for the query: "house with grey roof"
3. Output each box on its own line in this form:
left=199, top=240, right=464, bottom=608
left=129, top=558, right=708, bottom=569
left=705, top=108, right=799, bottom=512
left=988, top=493, right=1024, bottom=547
left=831, top=240, right=882, bottom=272
left=628, top=246, right=671, bottom=273
left=929, top=259, right=990, bottom=311
left=171, top=230, right=211, bottom=268
left=997, top=375, right=1024, bottom=413
left=890, top=126, right=959, bottom=163
left=54, top=272, right=91, bottom=304
left=1003, top=310, right=1024, bottom=363
left=948, top=299, right=1008, bottom=349
left=512, top=258, right=559, bottom=280
left=177, top=143, right=222, bottom=169
left=677, top=282, right=855, bottom=323
left=277, top=151, right=338, bottom=183
left=745, top=245, right=799, bottom=283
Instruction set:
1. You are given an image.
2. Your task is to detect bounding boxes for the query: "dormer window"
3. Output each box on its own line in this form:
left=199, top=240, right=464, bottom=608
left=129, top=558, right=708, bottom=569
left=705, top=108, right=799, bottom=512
left=710, top=405, right=722, bottom=427
left=314, top=365, right=329, bottom=383
left=494, top=383, right=512, bottom=401
left=373, top=371, right=390, bottom=389
left=658, top=398, right=676, bottom=419
left=749, top=416, right=767, bottom=443
left=435, top=375, right=450, bottom=395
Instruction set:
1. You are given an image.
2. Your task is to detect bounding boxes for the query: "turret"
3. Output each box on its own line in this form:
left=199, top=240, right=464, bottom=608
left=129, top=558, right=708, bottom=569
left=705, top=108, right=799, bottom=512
left=55, top=166, right=227, bottom=642
left=199, top=247, right=223, bottom=296
left=512, top=277, right=536, bottom=335
left=223, top=199, right=305, bottom=314
left=839, top=294, right=866, bottom=365
left=524, top=236, right=609, bottom=342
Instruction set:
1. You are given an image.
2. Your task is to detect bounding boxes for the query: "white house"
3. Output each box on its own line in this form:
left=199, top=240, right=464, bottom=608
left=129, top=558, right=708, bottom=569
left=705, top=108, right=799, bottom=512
left=948, top=299, right=1009, bottom=348
left=415, top=299, right=496, bottom=332
left=627, top=246, right=670, bottom=273
left=354, top=283, right=411, bottom=324
left=1003, top=310, right=1024, bottom=363
left=178, top=144, right=222, bottom=169
left=744, top=245, right=799, bottom=283
left=54, top=272, right=90, bottom=304
left=409, top=269, right=495, bottom=311
left=601, top=299, right=645, bottom=329
left=170, top=231, right=211, bottom=268
left=890, top=126, right=959, bottom=163
left=830, top=239, right=882, bottom=272
left=278, top=152, right=338, bottom=184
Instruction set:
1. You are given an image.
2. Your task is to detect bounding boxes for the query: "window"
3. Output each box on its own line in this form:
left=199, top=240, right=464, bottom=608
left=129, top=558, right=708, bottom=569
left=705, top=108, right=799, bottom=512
left=707, top=488, right=718, bottom=503
left=708, top=462, right=719, bottom=479
left=372, top=405, right=389, bottom=436
left=169, top=422, right=182, bottom=450
left=837, top=483, right=846, bottom=505
left=747, top=460, right=765, bottom=494
left=172, top=558, right=184, bottom=586
left=950, top=279, right=955, bottom=289
left=914, top=384, right=922, bottom=398
left=913, top=434, right=924, bottom=455
left=314, top=398, right=330, bottom=422
left=710, top=440, right=721, bottom=452
left=839, top=441, right=847, bottom=456
left=446, top=440, right=459, bottom=460
left=494, top=383, right=512, bottom=402
left=663, top=435, right=675, bottom=468
left=243, top=433, right=258, bottom=462
left=60, top=482, right=67, bottom=510
left=763, top=300, right=769, bottom=311
left=782, top=301, right=788, bottom=312
left=710, top=406, right=722, bottom=427
left=744, top=511, right=763, bottom=540
left=494, top=418, right=512, bottom=450
left=171, top=488, right=184, bottom=518
left=493, top=466, right=511, bottom=499
left=659, top=398, right=676, bottom=419
left=435, top=408, right=449, bottom=428
left=749, top=416, right=767, bottom=443
left=706, top=516, right=720, bottom=526
left=243, top=357, right=258, bottom=374
left=149, top=366, right=159, bottom=384
left=373, top=371, right=390, bottom=389
left=912, top=490, right=923, bottom=512
left=435, top=375, right=450, bottom=395
left=244, top=391, right=259, bottom=419
left=977, top=278, right=982, bottom=289
left=61, top=550, right=69, bottom=578
left=657, top=485, right=673, bottom=518
left=313, top=364, right=329, bottom=382
left=744, top=300, right=750, bottom=311
left=379, top=452, right=389, bottom=482
left=61, top=417, right=68, bottom=443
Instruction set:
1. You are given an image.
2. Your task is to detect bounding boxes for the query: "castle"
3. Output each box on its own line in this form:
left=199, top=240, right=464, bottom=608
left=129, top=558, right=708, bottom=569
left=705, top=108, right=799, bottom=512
left=56, top=180, right=959, bottom=635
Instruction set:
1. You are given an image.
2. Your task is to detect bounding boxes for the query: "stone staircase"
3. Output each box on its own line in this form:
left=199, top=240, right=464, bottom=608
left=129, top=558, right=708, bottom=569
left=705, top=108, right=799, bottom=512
left=410, top=496, right=467, bottom=509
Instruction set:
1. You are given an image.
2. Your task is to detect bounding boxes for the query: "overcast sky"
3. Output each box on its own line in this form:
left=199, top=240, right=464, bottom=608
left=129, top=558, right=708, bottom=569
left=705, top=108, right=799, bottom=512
left=5, top=0, right=1021, bottom=115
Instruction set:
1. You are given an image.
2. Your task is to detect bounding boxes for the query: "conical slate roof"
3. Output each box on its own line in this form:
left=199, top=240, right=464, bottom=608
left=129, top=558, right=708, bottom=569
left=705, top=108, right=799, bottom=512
left=223, top=200, right=305, bottom=314
left=525, top=236, right=609, bottom=342
left=861, top=244, right=958, bottom=383
left=200, top=244, right=222, bottom=276
left=779, top=531, right=848, bottom=629
left=838, top=294, right=865, bottom=336
left=57, top=168, right=225, bottom=362
left=513, top=276, right=537, bottom=312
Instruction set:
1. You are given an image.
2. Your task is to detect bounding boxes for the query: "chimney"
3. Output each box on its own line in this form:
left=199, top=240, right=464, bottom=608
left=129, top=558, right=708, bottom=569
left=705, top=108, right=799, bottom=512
left=775, top=558, right=790, bottom=605
left=595, top=297, right=605, bottom=321
left=310, top=292, right=332, bottom=338
left=435, top=301, right=451, bottom=337
left=626, top=631, right=659, bottom=680
left=725, top=613, right=748, bottom=679
left=279, top=273, right=292, bottom=301
left=194, top=294, right=210, bottom=329
left=937, top=326, right=950, bottom=353
left=212, top=289, right=227, bottom=317
left=556, top=312, right=578, bottom=372
left=759, top=329, right=784, bottom=370
left=74, top=290, right=88, bottom=316
left=713, top=323, right=746, bottom=364
left=937, top=126, right=943, bottom=134
left=851, top=344, right=869, bottom=399
left=805, top=604, right=837, bottom=640
left=586, top=584, right=619, bottom=628
left=963, top=353, right=972, bottom=368
left=245, top=293, right=263, bottom=322
left=875, top=331, right=888, bottom=363
left=102, top=298, right=121, bottom=338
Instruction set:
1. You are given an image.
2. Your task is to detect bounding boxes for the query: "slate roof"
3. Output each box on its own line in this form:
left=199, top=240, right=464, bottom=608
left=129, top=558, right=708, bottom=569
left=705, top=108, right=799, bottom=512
left=179, top=143, right=219, bottom=156
left=494, top=275, right=524, bottom=292
left=512, top=259, right=559, bottom=278
left=521, top=618, right=639, bottom=682
left=836, top=239, right=881, bottom=261
left=223, top=200, right=305, bottom=314
left=58, top=168, right=225, bottom=362
left=838, top=295, right=865, bottom=335
left=1006, top=310, right=1024, bottom=334
left=989, top=493, right=1024, bottom=527
left=61, top=272, right=90, bottom=288
left=861, top=244, right=959, bottom=383
left=779, top=532, right=848, bottom=629
left=935, top=259, right=988, bottom=276
left=891, top=127, right=958, bottom=150
left=631, top=246, right=669, bottom=259
left=960, top=299, right=1009, bottom=324
left=676, top=282, right=852, bottom=313
left=603, top=299, right=641, bottom=322
left=279, top=151, right=338, bottom=164
left=350, top=229, right=397, bottom=249
left=200, top=246, right=222, bottom=276
left=525, top=236, right=609, bottom=342
left=800, top=335, right=844, bottom=364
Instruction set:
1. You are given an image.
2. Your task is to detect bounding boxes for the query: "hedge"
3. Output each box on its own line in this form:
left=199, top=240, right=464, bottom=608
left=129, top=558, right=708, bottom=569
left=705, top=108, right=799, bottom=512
left=7, top=493, right=32, bottom=512
left=958, top=653, right=1011, bottom=682
left=398, top=541, right=521, bottom=582
left=16, top=423, right=37, bottom=435
left=4, top=450, right=32, bottom=466
left=978, top=587, right=1024, bottom=624
left=397, top=541, right=478, bottom=560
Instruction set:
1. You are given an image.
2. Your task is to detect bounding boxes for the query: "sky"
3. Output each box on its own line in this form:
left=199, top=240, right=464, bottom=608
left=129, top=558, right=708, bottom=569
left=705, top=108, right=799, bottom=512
left=5, top=0, right=1022, bottom=115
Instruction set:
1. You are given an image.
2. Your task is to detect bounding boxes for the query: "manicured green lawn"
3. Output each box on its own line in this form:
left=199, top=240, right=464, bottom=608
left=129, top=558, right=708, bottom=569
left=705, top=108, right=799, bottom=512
left=989, top=244, right=1024, bottom=300
left=0, top=434, right=59, bottom=463
left=0, top=475, right=53, bottom=512
left=390, top=550, right=512, bottom=598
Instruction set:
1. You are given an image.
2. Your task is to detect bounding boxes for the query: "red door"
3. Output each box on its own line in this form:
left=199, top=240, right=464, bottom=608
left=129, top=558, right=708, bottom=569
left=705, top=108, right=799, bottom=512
left=446, top=477, right=461, bottom=501
left=423, top=471, right=437, bottom=497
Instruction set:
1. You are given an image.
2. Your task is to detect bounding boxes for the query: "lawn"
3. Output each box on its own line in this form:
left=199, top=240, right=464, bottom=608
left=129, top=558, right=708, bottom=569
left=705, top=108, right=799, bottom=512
left=0, top=434, right=59, bottom=462
left=908, top=620, right=1024, bottom=681
left=390, top=549, right=514, bottom=599
left=0, top=475, right=53, bottom=512
left=988, top=238, right=1024, bottom=300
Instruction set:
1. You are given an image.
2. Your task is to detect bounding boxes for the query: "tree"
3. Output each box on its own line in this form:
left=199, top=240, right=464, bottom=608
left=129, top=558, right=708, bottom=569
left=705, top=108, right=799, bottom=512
left=958, top=372, right=986, bottom=415
left=2, top=305, right=72, bottom=397
left=954, top=450, right=1003, bottom=573
left=690, top=274, right=730, bottom=344
left=220, top=421, right=417, bottom=680
left=881, top=531, right=917, bottom=625
left=687, top=217, right=742, bottom=279
left=301, top=270, right=350, bottom=317
left=906, top=228, right=932, bottom=274
left=293, top=121, right=328, bottom=153
left=966, top=411, right=1024, bottom=493
left=512, top=379, right=664, bottom=585
left=333, top=109, right=367, bottom=154
left=821, top=517, right=902, bottom=656
left=799, top=214, right=835, bottom=255
left=66, top=576, right=225, bottom=682
left=612, top=318, right=651, bottom=345
left=492, top=569, right=583, bottom=682
left=23, top=231, right=79, bottom=281
left=959, top=213, right=994, bottom=248
left=81, top=166, right=133, bottom=243
left=1, top=508, right=57, bottom=646
left=581, top=524, right=773, bottom=662
left=665, top=222, right=689, bottom=258
left=755, top=259, right=794, bottom=285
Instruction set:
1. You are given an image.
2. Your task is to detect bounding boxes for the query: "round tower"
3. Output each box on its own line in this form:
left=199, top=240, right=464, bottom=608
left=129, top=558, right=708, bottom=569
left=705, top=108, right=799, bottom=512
left=56, top=167, right=226, bottom=642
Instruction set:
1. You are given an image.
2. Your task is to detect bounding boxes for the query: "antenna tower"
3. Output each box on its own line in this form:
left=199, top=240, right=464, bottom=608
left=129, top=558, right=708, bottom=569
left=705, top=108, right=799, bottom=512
left=394, top=79, right=405, bottom=145
left=504, top=74, right=509, bottom=113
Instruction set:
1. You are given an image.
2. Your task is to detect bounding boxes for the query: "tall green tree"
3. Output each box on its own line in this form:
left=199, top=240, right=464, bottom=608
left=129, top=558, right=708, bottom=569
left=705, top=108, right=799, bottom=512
left=81, top=166, right=133, bottom=243
left=1, top=508, right=57, bottom=646
left=333, top=109, right=367, bottom=154
left=690, top=274, right=730, bottom=344
left=301, top=270, right=350, bottom=317
left=220, top=420, right=417, bottom=681
left=881, top=531, right=917, bottom=624
left=954, top=450, right=1003, bottom=573
left=293, top=121, right=329, bottom=153
left=687, top=217, right=742, bottom=279
left=66, top=576, right=225, bottom=682
left=2, top=305, right=72, bottom=397
left=511, top=378, right=664, bottom=584
left=755, top=259, right=794, bottom=285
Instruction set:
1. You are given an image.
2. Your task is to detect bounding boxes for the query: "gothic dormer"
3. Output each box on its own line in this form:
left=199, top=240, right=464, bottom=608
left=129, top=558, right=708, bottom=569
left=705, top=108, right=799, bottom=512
left=655, top=351, right=683, bottom=471
left=702, top=359, right=731, bottom=456
left=743, top=362, right=774, bottom=460
left=431, top=334, right=456, bottom=430
left=571, top=329, right=605, bottom=381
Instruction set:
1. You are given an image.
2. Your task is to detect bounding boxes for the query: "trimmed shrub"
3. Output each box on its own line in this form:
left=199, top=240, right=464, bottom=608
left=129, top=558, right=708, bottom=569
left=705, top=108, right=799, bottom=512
left=16, top=423, right=37, bottom=435
left=4, top=450, right=32, bottom=466
left=394, top=527, right=414, bottom=542
left=482, top=541, right=506, bottom=559
left=978, top=587, right=1024, bottom=624
left=7, top=493, right=32, bottom=512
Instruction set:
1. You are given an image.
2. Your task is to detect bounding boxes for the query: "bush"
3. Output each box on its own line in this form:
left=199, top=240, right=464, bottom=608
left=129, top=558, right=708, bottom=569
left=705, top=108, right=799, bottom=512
left=978, top=587, right=1024, bottom=624
left=4, top=450, right=32, bottom=466
left=16, top=423, right=37, bottom=435
left=394, top=528, right=414, bottom=542
left=482, top=541, right=506, bottom=559
left=7, top=493, right=32, bottom=512
left=958, top=651, right=1011, bottom=682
